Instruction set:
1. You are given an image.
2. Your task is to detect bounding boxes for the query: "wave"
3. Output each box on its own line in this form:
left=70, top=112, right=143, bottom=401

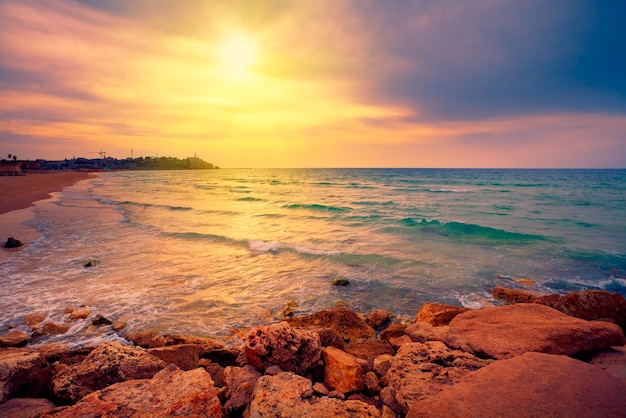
left=283, top=203, right=353, bottom=213
left=98, top=199, right=193, bottom=212
left=237, top=197, right=266, bottom=202
left=248, top=239, right=339, bottom=256
left=398, top=218, right=548, bottom=244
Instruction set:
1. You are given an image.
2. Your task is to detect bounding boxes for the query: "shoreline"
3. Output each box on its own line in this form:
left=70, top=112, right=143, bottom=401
left=0, top=288, right=625, bottom=417
left=0, top=171, right=96, bottom=261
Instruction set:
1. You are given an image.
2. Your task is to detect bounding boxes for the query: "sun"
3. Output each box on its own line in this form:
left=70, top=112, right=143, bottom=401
left=216, top=34, right=257, bottom=78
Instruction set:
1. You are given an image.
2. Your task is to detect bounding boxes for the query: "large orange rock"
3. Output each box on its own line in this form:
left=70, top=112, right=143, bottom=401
left=380, top=341, right=491, bottom=415
left=50, top=342, right=166, bottom=403
left=223, top=365, right=261, bottom=417
left=147, top=344, right=200, bottom=371
left=244, top=321, right=321, bottom=374
left=414, top=303, right=468, bottom=326
left=0, top=349, right=51, bottom=402
left=287, top=308, right=375, bottom=343
left=407, top=352, right=626, bottom=418
left=48, top=364, right=223, bottom=417
left=249, top=372, right=380, bottom=418
left=492, top=286, right=541, bottom=303
left=534, top=289, right=626, bottom=330
left=448, top=303, right=626, bottom=359
left=322, top=346, right=364, bottom=394
left=0, top=330, right=28, bottom=348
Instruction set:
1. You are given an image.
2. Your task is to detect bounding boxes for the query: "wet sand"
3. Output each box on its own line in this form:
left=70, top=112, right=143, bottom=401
left=0, top=171, right=96, bottom=261
left=0, top=171, right=95, bottom=215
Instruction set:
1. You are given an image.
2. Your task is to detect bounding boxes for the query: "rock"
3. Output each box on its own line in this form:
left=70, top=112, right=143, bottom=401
left=68, top=309, right=90, bottom=321
left=322, top=346, right=364, bottom=394
left=407, top=352, right=626, bottom=418
left=248, top=372, right=380, bottom=418
left=50, top=341, right=167, bottom=403
left=344, top=340, right=395, bottom=366
left=23, top=312, right=46, bottom=330
left=363, top=371, right=381, bottom=396
left=203, top=362, right=226, bottom=387
left=367, top=309, right=393, bottom=329
left=147, top=344, right=200, bottom=371
left=42, top=321, right=70, bottom=335
left=248, top=372, right=313, bottom=417
left=405, top=323, right=472, bottom=352
left=48, top=364, right=223, bottom=417
left=91, top=315, right=112, bottom=326
left=590, top=345, right=626, bottom=382
left=373, top=354, right=393, bottom=377
left=0, top=330, right=28, bottom=347
left=414, top=303, right=469, bottom=326
left=492, top=285, right=541, bottom=303
left=534, top=289, right=626, bottom=331
left=311, top=326, right=345, bottom=350
left=381, top=342, right=491, bottom=414
left=224, top=365, right=262, bottom=417
left=404, top=322, right=434, bottom=343
left=0, top=398, right=56, bottom=417
left=379, top=322, right=406, bottom=341
left=287, top=308, right=376, bottom=344
left=3, top=237, right=23, bottom=248
left=388, top=335, right=413, bottom=350
left=83, top=259, right=99, bottom=268
left=280, top=300, right=298, bottom=317
left=0, top=349, right=51, bottom=402
left=244, top=321, right=321, bottom=374
left=448, top=303, right=626, bottom=359
left=332, top=278, right=351, bottom=286
left=312, top=382, right=329, bottom=396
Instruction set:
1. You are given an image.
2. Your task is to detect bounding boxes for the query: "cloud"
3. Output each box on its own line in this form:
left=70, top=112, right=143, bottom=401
left=0, top=0, right=624, bottom=167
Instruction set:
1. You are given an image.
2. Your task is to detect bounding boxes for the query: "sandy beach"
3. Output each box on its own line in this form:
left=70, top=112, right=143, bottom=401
left=0, top=171, right=95, bottom=261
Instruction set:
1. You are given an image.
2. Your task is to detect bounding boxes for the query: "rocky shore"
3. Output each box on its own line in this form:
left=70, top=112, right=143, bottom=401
left=1, top=288, right=626, bottom=417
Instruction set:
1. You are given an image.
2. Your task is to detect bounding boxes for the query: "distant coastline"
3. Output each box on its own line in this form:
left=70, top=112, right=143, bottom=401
left=2, top=155, right=219, bottom=173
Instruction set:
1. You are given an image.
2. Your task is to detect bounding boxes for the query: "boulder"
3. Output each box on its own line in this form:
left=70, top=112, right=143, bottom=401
left=322, top=346, right=364, bottom=394
left=0, top=349, right=51, bottom=402
left=405, top=322, right=472, bottom=353
left=91, top=315, right=113, bottom=326
left=492, top=285, right=541, bottom=303
left=344, top=340, right=395, bottom=365
left=248, top=372, right=380, bottom=418
left=0, top=398, right=56, bottom=417
left=147, top=344, right=200, bottom=371
left=0, top=330, right=28, bottom=348
left=47, top=364, right=223, bottom=417
left=381, top=342, right=491, bottom=414
left=448, top=303, right=626, bottom=359
left=366, top=309, right=392, bottom=329
left=373, top=354, right=393, bottom=378
left=3, top=237, right=23, bottom=248
left=23, top=312, right=46, bottom=330
left=287, top=308, right=376, bottom=343
left=42, top=321, right=69, bottom=335
left=414, top=303, right=468, bottom=326
left=248, top=372, right=313, bottom=417
left=534, top=289, right=626, bottom=331
left=244, top=321, right=321, bottom=374
left=309, top=326, right=345, bottom=350
left=50, top=341, right=166, bottom=403
left=68, top=310, right=90, bottom=321
left=379, top=322, right=406, bottom=341
left=407, top=352, right=626, bottom=418
left=223, top=365, right=262, bottom=417
left=590, top=345, right=626, bottom=382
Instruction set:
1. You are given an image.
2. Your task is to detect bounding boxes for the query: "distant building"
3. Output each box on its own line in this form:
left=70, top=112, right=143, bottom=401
left=0, top=162, right=24, bottom=176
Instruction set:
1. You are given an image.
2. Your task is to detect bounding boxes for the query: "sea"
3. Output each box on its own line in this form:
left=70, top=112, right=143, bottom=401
left=1, top=168, right=625, bottom=347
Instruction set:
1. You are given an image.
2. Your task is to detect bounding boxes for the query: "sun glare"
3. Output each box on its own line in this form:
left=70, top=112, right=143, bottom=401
left=217, top=34, right=257, bottom=78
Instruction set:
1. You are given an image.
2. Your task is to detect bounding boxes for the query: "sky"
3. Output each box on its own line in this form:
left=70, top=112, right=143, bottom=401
left=1, top=0, right=625, bottom=168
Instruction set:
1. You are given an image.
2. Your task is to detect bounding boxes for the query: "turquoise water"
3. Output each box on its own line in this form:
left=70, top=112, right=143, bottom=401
left=1, top=169, right=625, bottom=346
